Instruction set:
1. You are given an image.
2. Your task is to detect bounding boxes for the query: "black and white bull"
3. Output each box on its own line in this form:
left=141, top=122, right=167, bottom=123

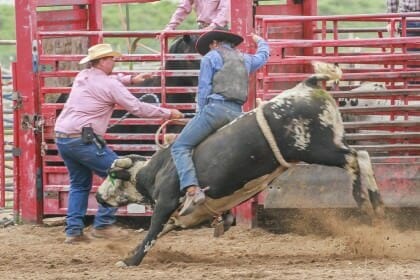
left=96, top=70, right=385, bottom=267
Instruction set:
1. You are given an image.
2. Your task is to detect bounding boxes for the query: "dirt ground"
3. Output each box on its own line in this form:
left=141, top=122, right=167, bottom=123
left=0, top=209, right=419, bottom=280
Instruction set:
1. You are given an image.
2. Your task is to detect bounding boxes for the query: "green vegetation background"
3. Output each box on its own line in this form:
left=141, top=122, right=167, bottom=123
left=0, top=0, right=386, bottom=68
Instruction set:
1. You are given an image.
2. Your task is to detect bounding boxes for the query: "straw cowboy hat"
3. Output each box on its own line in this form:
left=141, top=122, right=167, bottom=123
left=79, top=43, right=122, bottom=64
left=195, top=30, right=244, bottom=56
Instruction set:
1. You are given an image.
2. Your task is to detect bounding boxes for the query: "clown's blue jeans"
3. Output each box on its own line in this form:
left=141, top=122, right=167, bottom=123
left=407, top=21, right=420, bottom=52
left=56, top=137, right=118, bottom=237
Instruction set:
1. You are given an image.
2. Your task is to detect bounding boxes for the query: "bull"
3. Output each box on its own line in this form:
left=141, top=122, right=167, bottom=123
left=96, top=65, right=385, bottom=266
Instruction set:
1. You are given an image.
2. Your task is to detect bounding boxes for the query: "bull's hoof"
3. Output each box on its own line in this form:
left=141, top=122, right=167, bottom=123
left=223, top=212, right=235, bottom=232
left=115, top=261, right=128, bottom=268
left=360, top=201, right=375, bottom=218
left=213, top=221, right=225, bottom=238
left=374, top=205, right=386, bottom=219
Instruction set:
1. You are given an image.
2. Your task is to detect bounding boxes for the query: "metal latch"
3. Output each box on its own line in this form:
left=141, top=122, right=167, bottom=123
left=21, top=114, right=44, bottom=133
left=44, top=191, right=59, bottom=199
left=21, top=114, right=33, bottom=130
left=20, top=114, right=48, bottom=156
left=33, top=115, right=44, bottom=134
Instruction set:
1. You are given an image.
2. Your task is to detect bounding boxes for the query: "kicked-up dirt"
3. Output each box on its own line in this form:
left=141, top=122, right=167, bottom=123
left=0, top=209, right=419, bottom=280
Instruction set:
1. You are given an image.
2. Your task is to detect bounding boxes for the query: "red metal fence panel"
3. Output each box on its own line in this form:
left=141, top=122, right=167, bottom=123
left=253, top=12, right=420, bottom=212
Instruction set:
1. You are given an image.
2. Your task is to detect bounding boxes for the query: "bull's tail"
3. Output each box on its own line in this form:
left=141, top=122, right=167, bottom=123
left=312, top=61, right=342, bottom=81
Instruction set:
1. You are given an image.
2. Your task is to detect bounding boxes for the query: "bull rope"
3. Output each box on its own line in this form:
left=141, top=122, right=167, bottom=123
left=255, top=105, right=291, bottom=168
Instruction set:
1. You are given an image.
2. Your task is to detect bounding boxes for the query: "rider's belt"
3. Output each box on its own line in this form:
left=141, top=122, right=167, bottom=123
left=55, top=132, right=82, bottom=138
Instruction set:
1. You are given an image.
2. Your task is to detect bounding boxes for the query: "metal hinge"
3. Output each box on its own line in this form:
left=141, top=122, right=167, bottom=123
left=12, top=91, right=22, bottom=110
left=44, top=191, right=58, bottom=199
left=12, top=147, right=21, bottom=157
left=32, top=40, right=39, bottom=73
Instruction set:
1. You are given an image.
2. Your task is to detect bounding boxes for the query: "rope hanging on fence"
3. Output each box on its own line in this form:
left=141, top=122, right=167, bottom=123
left=155, top=118, right=189, bottom=149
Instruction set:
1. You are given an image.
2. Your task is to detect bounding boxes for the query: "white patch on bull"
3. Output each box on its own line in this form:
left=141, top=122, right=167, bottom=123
left=344, top=153, right=358, bottom=186
left=290, top=118, right=311, bottom=150
left=318, top=101, right=346, bottom=149
left=144, top=239, right=156, bottom=253
left=267, top=86, right=314, bottom=126
left=272, top=111, right=282, bottom=119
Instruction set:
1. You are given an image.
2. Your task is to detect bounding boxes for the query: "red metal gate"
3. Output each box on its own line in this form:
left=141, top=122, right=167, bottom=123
left=237, top=10, right=420, bottom=226
left=14, top=0, right=202, bottom=222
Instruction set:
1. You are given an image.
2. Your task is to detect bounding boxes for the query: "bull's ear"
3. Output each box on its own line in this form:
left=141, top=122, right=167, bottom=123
left=108, top=169, right=131, bottom=181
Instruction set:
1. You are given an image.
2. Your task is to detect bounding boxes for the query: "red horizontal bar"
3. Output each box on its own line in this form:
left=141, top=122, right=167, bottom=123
left=37, top=30, right=203, bottom=39
left=39, top=53, right=201, bottom=63
left=268, top=53, right=420, bottom=65
left=344, top=120, right=420, bottom=130
left=36, top=0, right=158, bottom=7
left=255, top=12, right=420, bottom=22
left=268, top=37, right=420, bottom=48
left=339, top=105, right=420, bottom=114
left=263, top=71, right=420, bottom=82
left=329, top=89, right=420, bottom=99
left=352, top=144, right=420, bottom=152
left=40, top=86, right=198, bottom=95
left=346, top=132, right=420, bottom=141
left=38, top=70, right=199, bottom=78
left=36, top=0, right=91, bottom=6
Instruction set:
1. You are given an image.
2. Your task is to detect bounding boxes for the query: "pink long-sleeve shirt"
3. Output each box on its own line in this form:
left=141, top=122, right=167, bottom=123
left=55, top=68, right=171, bottom=136
left=165, top=0, right=230, bottom=30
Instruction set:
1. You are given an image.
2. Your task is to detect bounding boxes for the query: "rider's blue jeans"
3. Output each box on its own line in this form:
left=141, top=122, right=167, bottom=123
left=56, top=137, right=118, bottom=237
left=171, top=99, right=242, bottom=191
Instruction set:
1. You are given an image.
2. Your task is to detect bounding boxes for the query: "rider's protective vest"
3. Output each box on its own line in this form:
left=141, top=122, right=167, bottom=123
left=212, top=47, right=248, bottom=104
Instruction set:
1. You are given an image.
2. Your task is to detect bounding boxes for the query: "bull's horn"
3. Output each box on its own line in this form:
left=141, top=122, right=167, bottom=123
left=113, top=157, right=133, bottom=169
